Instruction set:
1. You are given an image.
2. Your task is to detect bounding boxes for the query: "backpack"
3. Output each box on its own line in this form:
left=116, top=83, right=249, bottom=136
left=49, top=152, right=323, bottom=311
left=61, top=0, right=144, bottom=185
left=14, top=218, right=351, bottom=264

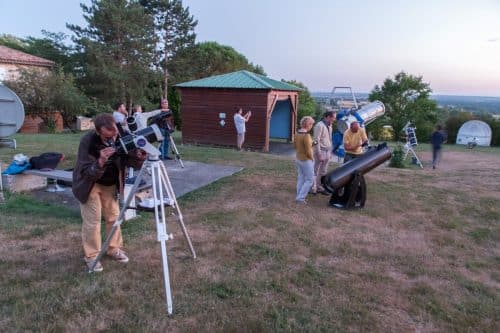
left=29, top=152, right=64, bottom=171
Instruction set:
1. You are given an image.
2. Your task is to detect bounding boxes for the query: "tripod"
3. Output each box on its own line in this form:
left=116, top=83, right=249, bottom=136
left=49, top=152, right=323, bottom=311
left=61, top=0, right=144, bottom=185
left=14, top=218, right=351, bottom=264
left=88, top=151, right=196, bottom=315
left=403, top=143, right=423, bottom=168
left=403, top=125, right=423, bottom=168
left=168, top=135, right=184, bottom=168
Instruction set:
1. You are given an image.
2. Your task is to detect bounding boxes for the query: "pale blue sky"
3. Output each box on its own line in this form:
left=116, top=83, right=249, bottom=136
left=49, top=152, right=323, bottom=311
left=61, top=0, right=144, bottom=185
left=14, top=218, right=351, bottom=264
left=1, top=0, right=499, bottom=96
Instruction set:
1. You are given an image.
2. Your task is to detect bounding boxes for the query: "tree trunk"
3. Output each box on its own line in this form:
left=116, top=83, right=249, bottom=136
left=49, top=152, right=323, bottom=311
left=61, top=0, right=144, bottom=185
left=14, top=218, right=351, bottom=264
left=163, top=64, right=169, bottom=99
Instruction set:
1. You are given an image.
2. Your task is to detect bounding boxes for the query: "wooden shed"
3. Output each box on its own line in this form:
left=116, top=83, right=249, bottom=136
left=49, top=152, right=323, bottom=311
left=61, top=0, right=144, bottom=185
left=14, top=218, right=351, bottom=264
left=175, top=70, right=302, bottom=152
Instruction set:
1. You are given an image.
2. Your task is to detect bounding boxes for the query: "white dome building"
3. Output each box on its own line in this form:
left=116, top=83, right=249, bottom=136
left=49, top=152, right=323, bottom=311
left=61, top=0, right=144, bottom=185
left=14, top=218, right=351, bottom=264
left=456, top=120, right=492, bottom=146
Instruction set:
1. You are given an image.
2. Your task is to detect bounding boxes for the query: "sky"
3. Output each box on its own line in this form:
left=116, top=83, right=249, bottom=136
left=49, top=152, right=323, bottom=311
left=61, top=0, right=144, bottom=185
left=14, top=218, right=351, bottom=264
left=1, top=0, right=499, bottom=97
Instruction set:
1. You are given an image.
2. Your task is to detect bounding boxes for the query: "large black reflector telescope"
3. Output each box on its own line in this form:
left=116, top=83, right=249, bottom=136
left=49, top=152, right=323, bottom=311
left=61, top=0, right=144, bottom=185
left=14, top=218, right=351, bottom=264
left=321, top=143, right=392, bottom=209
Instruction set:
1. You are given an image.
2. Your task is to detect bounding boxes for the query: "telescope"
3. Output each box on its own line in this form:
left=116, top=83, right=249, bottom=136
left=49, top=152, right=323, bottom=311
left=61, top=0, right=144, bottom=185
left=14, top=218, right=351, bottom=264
left=322, top=143, right=392, bottom=209
left=336, top=101, right=385, bottom=133
left=107, top=124, right=164, bottom=157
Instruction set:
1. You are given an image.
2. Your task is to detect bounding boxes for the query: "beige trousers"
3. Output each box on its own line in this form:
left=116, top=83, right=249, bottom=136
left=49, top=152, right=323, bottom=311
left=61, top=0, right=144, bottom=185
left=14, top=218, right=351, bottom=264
left=80, top=183, right=123, bottom=261
left=313, top=149, right=331, bottom=192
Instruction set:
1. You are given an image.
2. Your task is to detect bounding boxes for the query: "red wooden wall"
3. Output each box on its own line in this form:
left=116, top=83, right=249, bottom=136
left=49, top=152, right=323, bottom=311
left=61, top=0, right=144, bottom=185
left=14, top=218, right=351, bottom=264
left=178, top=87, right=299, bottom=152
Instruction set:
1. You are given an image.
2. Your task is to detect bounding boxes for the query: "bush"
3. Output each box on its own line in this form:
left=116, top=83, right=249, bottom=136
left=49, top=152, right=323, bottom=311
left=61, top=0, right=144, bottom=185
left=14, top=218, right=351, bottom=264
left=4, top=67, right=90, bottom=129
left=389, top=144, right=405, bottom=168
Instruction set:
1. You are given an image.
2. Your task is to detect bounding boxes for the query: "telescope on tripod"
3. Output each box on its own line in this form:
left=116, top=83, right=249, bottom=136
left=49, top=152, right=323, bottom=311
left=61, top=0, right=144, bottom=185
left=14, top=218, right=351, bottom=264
left=402, top=121, right=423, bottom=168
left=88, top=118, right=196, bottom=315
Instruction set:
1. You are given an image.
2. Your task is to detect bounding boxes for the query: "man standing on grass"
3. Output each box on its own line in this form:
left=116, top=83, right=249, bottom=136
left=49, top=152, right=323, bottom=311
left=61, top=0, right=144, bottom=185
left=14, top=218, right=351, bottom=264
left=72, top=114, right=147, bottom=272
left=312, top=111, right=335, bottom=194
left=430, top=124, right=446, bottom=169
left=234, top=107, right=251, bottom=150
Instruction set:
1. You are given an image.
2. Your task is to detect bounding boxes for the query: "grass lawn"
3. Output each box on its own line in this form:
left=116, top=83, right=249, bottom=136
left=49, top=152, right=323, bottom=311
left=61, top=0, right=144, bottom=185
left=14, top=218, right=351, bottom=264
left=1, top=133, right=499, bottom=332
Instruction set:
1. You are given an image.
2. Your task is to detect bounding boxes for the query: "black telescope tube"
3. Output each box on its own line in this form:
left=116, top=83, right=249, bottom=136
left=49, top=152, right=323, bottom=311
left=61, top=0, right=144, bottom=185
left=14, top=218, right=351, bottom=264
left=322, top=143, right=392, bottom=192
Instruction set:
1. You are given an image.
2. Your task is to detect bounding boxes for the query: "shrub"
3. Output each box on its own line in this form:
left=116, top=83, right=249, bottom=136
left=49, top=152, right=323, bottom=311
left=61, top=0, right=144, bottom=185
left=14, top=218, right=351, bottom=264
left=4, top=68, right=90, bottom=129
left=389, top=144, right=405, bottom=168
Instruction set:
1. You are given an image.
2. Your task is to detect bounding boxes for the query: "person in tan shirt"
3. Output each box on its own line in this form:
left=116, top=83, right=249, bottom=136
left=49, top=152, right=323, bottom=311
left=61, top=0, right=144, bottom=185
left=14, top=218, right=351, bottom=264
left=293, top=116, right=315, bottom=203
left=343, top=121, right=368, bottom=163
left=312, top=111, right=335, bottom=194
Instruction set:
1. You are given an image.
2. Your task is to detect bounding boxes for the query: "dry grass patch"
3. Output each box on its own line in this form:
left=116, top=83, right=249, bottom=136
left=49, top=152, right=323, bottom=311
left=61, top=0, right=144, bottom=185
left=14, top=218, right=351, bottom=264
left=1, top=137, right=499, bottom=332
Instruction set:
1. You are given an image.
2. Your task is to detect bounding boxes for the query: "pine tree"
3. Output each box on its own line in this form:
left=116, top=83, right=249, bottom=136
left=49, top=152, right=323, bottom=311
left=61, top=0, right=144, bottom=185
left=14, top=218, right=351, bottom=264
left=68, top=0, right=157, bottom=107
left=140, top=0, right=197, bottom=99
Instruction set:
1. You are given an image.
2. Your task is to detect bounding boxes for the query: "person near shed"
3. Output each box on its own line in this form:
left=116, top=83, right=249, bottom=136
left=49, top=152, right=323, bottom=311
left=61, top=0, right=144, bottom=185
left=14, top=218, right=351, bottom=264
left=430, top=124, right=446, bottom=169
left=72, top=113, right=147, bottom=272
left=132, top=104, right=164, bottom=131
left=343, top=120, right=368, bottom=163
left=233, top=108, right=252, bottom=150
left=154, top=99, right=174, bottom=160
left=294, top=116, right=315, bottom=204
left=312, top=111, right=335, bottom=194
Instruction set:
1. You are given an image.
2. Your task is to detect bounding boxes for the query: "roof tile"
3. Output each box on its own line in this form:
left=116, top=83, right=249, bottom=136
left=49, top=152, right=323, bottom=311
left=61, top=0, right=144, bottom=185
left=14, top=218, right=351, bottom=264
left=0, top=45, right=54, bottom=67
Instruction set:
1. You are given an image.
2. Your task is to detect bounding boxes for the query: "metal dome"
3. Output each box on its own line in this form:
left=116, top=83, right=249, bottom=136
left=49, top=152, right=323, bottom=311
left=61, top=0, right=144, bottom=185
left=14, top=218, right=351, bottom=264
left=456, top=120, right=492, bottom=146
left=0, top=84, right=25, bottom=138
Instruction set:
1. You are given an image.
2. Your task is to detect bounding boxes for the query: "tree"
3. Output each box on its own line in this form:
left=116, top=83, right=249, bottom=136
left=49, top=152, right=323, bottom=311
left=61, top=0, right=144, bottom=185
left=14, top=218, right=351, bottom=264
left=0, top=34, right=27, bottom=51
left=24, top=31, right=75, bottom=74
left=282, top=80, right=317, bottom=124
left=369, top=71, right=439, bottom=142
left=140, top=0, right=197, bottom=98
left=1, top=32, right=75, bottom=74
left=169, top=41, right=265, bottom=84
left=68, top=0, right=157, bottom=107
left=4, top=68, right=90, bottom=129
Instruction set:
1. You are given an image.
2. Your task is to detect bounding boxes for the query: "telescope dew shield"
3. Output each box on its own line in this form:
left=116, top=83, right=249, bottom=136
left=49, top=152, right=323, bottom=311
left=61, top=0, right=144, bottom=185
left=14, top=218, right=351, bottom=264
left=322, top=143, right=392, bottom=192
left=336, top=101, right=385, bottom=133
left=127, top=116, right=138, bottom=133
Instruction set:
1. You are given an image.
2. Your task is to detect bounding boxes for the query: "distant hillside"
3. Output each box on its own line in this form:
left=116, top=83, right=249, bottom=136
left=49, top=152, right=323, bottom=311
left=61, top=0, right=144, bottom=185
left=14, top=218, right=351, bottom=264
left=311, top=92, right=500, bottom=114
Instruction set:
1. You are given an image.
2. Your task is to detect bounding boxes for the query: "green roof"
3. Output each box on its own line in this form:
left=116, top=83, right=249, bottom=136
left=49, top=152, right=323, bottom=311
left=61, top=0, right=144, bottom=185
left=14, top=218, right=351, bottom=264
left=175, top=70, right=302, bottom=91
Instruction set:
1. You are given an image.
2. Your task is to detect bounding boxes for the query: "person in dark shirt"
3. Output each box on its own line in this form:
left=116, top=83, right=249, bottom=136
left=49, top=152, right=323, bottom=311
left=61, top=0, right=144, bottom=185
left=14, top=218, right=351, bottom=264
left=72, top=114, right=147, bottom=272
left=430, top=124, right=446, bottom=169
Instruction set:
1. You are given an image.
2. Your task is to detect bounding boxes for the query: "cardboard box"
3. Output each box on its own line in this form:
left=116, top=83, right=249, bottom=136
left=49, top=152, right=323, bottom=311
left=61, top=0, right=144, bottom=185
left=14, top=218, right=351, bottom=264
left=76, top=116, right=95, bottom=131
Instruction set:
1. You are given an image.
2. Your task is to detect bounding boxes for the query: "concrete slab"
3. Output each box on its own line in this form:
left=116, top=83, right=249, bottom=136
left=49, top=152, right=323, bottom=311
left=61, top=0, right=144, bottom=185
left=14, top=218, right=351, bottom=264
left=29, top=160, right=243, bottom=210
left=160, top=159, right=243, bottom=198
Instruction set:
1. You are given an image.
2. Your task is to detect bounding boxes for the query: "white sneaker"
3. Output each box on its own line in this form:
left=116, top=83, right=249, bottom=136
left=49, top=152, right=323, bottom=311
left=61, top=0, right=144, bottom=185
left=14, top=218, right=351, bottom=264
left=107, top=250, right=129, bottom=263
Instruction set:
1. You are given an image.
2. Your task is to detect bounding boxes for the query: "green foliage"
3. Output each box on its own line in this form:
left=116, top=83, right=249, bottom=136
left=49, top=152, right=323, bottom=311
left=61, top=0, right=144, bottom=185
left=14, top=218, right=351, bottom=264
left=4, top=68, right=90, bottom=128
left=0, top=34, right=28, bottom=51
left=369, top=71, right=439, bottom=142
left=68, top=0, right=157, bottom=107
left=140, top=0, right=198, bottom=97
left=281, top=80, right=317, bottom=124
left=389, top=144, right=405, bottom=168
left=1, top=32, right=75, bottom=74
left=169, top=41, right=265, bottom=84
left=444, top=111, right=474, bottom=143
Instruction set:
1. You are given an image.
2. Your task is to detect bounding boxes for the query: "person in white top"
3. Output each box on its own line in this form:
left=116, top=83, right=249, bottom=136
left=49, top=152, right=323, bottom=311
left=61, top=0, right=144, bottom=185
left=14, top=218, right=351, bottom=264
left=311, top=111, right=336, bottom=194
left=233, top=107, right=251, bottom=150
left=112, top=102, right=128, bottom=132
left=132, top=105, right=163, bottom=130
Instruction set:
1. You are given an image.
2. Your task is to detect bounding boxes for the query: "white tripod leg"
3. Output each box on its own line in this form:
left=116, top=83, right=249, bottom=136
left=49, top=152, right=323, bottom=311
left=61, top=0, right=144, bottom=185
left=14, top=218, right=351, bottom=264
left=158, top=161, right=197, bottom=258
left=151, top=161, right=174, bottom=314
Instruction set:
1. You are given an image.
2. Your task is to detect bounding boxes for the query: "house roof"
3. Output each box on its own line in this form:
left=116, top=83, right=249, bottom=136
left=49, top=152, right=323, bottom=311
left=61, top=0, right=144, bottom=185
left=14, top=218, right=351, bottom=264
left=175, top=70, right=302, bottom=91
left=0, top=45, right=55, bottom=67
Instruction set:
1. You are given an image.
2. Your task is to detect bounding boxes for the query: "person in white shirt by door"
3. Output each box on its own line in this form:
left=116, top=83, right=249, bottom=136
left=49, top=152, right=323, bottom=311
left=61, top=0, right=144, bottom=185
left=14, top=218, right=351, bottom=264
left=233, top=107, right=251, bottom=150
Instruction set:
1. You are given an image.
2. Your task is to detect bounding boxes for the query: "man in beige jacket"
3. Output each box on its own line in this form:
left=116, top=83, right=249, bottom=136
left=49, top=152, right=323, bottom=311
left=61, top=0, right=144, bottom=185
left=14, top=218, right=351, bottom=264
left=312, top=111, right=335, bottom=194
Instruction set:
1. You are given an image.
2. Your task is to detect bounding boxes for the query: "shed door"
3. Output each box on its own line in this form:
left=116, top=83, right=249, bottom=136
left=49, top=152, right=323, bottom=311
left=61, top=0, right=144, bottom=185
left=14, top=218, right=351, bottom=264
left=270, top=100, right=291, bottom=139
